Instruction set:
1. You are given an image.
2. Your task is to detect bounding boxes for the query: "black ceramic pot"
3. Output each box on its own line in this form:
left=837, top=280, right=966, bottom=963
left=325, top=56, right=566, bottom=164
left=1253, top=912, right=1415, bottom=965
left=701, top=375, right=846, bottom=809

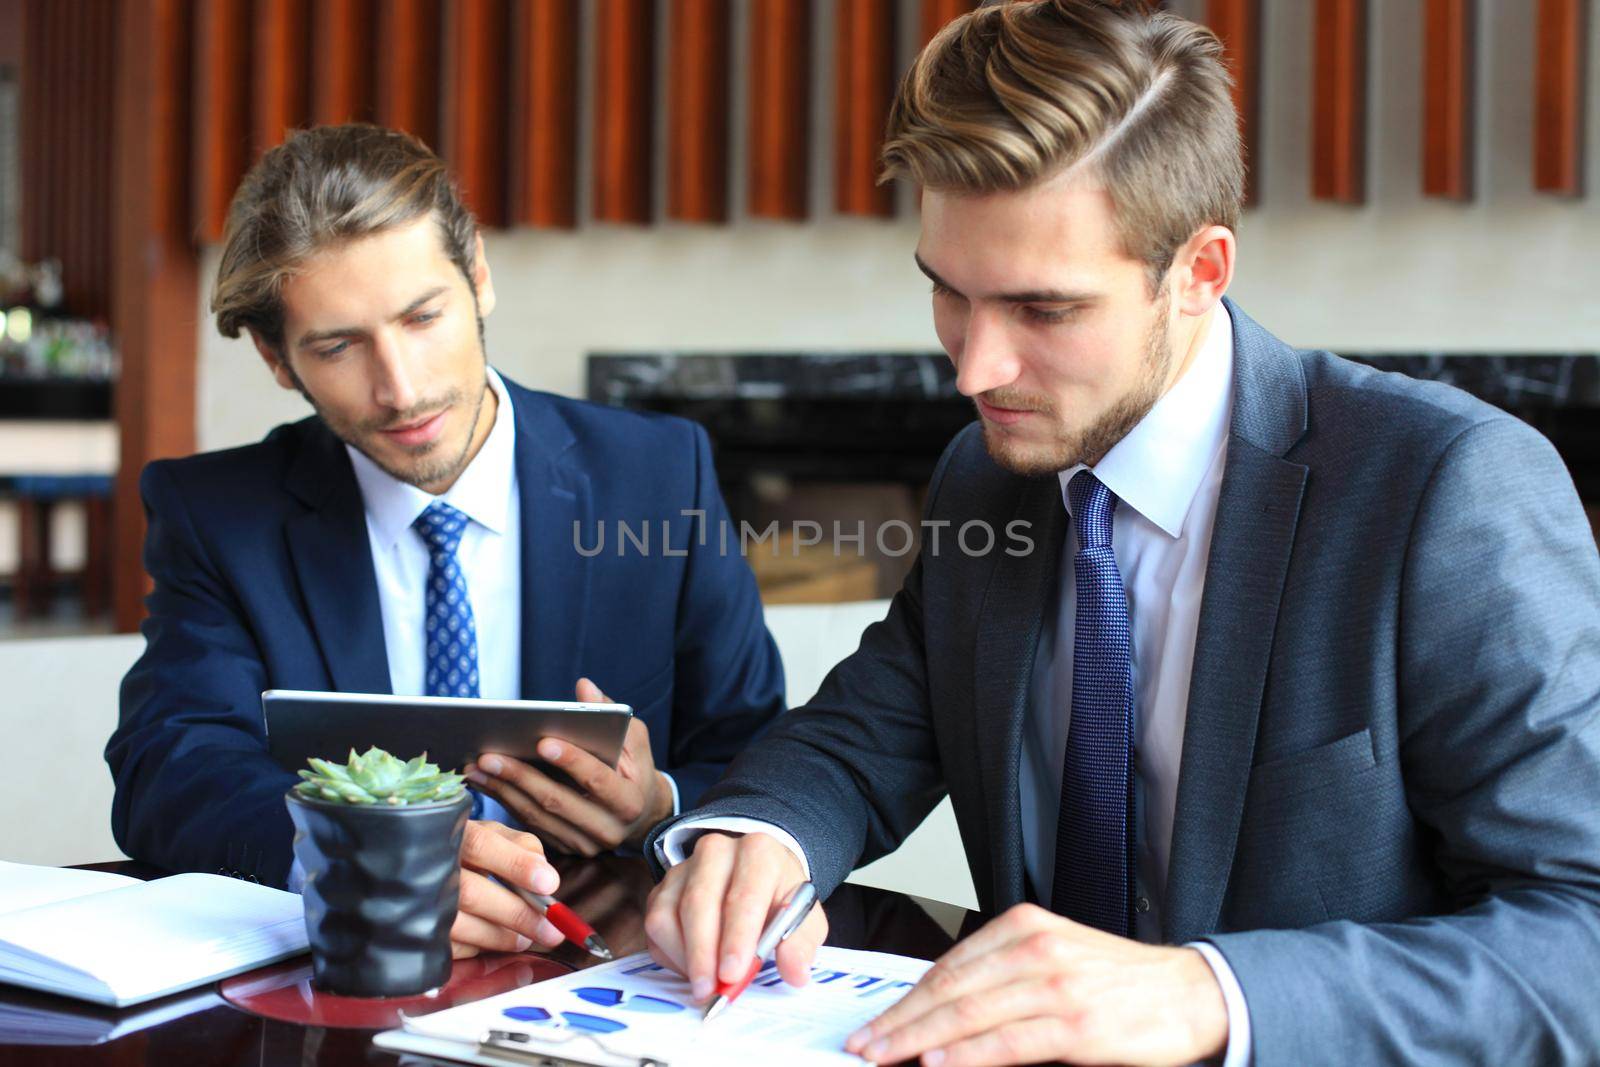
left=284, top=790, right=471, bottom=997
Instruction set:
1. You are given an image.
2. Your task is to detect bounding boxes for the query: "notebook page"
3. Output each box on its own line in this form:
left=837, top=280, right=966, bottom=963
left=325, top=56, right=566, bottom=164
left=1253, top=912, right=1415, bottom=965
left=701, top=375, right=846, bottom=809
left=397, top=947, right=934, bottom=1067
left=0, top=861, right=139, bottom=915
left=0, top=872, right=305, bottom=999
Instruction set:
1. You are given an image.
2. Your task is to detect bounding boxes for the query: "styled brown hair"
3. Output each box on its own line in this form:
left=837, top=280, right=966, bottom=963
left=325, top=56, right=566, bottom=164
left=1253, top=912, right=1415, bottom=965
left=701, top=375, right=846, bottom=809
left=880, top=0, right=1243, bottom=292
left=211, top=124, right=478, bottom=352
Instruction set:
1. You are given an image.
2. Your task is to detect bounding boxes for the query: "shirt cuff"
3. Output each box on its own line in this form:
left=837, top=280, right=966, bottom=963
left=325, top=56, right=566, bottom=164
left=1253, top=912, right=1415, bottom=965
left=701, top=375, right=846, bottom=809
left=475, top=789, right=514, bottom=827
left=652, top=816, right=811, bottom=880
left=661, top=771, right=681, bottom=818
left=1187, top=941, right=1251, bottom=1067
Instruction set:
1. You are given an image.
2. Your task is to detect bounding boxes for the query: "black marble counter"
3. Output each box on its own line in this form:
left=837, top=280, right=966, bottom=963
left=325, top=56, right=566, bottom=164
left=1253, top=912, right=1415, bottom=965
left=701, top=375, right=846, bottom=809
left=588, top=352, right=1600, bottom=499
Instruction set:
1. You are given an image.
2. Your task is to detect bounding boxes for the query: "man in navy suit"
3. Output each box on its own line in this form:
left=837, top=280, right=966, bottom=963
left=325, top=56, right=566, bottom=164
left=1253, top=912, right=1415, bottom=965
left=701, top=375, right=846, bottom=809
left=105, top=125, right=784, bottom=959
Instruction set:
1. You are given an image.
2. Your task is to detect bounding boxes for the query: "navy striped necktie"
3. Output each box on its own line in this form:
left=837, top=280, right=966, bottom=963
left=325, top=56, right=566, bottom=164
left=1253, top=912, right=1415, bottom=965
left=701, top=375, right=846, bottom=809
left=1050, top=469, right=1135, bottom=936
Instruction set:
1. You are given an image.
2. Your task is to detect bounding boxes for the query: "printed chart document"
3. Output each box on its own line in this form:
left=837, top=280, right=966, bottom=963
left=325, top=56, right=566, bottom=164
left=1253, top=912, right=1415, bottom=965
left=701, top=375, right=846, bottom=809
left=0, top=861, right=307, bottom=1008
left=375, top=948, right=935, bottom=1067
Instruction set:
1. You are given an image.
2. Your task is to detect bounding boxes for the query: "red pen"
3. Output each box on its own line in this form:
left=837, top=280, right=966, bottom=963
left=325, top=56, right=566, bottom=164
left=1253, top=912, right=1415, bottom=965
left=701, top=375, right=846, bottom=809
left=703, top=881, right=820, bottom=1021
left=509, top=885, right=614, bottom=960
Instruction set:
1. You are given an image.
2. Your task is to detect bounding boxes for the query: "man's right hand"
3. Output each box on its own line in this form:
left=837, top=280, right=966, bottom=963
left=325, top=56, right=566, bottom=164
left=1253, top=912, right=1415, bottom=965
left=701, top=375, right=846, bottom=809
left=643, top=831, right=829, bottom=1002
left=451, top=820, right=568, bottom=959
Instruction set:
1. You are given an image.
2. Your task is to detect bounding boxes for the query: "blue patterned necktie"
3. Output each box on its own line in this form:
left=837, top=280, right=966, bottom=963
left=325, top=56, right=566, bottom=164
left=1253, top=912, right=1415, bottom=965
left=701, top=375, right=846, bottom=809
left=413, top=501, right=480, bottom=699
left=1050, top=470, right=1135, bottom=936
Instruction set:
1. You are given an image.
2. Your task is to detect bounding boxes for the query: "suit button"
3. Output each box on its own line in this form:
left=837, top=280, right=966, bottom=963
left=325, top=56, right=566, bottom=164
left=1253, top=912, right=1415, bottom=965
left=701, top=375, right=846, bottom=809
left=1135, top=895, right=1151, bottom=914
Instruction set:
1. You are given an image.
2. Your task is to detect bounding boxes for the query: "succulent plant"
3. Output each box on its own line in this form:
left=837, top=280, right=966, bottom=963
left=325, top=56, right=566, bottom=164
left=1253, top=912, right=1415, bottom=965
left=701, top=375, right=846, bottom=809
left=295, top=746, right=466, bottom=806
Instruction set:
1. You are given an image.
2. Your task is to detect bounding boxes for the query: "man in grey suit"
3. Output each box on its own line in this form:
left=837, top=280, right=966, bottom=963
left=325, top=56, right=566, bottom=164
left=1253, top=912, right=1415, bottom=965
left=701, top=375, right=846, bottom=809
left=643, top=2, right=1600, bottom=1064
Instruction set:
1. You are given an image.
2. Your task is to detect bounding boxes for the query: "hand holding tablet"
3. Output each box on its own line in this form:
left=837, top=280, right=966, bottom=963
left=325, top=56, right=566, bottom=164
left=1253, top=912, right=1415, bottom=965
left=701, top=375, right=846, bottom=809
left=465, top=678, right=677, bottom=855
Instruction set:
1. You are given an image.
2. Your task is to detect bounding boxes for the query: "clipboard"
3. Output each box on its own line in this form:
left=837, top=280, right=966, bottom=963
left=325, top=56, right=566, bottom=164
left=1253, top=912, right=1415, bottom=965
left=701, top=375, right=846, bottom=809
left=374, top=1026, right=666, bottom=1067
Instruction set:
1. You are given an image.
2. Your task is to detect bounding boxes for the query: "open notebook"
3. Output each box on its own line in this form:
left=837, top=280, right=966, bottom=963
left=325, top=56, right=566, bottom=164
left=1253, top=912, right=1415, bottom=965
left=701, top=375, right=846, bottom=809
left=0, top=861, right=307, bottom=1008
left=375, top=947, right=935, bottom=1067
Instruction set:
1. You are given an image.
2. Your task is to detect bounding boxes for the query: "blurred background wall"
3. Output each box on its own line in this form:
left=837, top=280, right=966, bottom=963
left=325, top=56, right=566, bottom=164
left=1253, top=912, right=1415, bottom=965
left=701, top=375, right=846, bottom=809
left=1, top=0, right=1597, bottom=633
left=198, top=0, right=1600, bottom=452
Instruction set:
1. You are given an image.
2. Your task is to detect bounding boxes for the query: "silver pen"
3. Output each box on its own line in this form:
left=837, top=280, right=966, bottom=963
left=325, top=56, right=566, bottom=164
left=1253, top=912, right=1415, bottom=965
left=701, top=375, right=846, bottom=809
left=702, top=880, right=820, bottom=1022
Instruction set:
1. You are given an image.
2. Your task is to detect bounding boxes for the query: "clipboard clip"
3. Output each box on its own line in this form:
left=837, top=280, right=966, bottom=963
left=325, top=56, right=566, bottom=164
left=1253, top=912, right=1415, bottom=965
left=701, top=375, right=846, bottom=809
left=478, top=1028, right=670, bottom=1067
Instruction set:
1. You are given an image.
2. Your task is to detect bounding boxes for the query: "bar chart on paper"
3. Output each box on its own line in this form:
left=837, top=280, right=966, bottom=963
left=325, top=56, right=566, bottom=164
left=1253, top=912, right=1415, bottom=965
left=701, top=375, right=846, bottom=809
left=375, top=948, right=935, bottom=1066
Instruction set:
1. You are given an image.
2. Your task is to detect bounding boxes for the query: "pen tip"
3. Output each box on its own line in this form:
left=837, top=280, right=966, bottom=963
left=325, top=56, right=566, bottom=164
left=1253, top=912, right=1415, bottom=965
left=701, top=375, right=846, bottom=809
left=702, top=996, right=727, bottom=1022
left=585, top=935, right=614, bottom=960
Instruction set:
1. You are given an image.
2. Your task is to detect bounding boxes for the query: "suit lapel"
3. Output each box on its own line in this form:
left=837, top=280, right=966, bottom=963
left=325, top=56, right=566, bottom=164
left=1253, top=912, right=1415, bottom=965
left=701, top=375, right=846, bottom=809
left=510, top=385, right=593, bottom=700
left=973, top=477, right=1067, bottom=911
left=283, top=424, right=392, bottom=694
left=1163, top=300, right=1309, bottom=943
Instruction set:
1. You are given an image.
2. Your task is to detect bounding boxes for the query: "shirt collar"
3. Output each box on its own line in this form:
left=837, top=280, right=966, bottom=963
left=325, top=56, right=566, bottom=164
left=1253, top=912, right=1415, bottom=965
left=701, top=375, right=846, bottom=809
left=346, top=366, right=517, bottom=549
left=1057, top=301, right=1235, bottom=538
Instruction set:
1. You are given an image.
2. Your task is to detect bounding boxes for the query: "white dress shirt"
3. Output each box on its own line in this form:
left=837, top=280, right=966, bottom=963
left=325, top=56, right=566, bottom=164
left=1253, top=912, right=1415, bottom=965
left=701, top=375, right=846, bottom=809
left=659, top=304, right=1251, bottom=1066
left=349, top=368, right=523, bottom=702
left=348, top=366, right=679, bottom=820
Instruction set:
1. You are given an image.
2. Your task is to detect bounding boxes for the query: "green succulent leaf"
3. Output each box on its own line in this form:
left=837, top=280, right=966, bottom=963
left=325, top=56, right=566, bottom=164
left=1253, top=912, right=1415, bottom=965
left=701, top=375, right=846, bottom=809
left=296, top=746, right=466, bottom=806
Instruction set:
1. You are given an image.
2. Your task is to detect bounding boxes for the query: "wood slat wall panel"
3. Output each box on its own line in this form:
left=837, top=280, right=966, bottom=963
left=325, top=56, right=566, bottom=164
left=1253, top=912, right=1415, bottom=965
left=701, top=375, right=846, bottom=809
left=309, top=0, right=375, bottom=126
left=16, top=0, right=38, bottom=272
left=835, top=0, right=896, bottom=216
left=376, top=0, right=442, bottom=148
left=509, top=0, right=579, bottom=227
left=251, top=0, right=309, bottom=156
left=24, top=0, right=44, bottom=266
left=667, top=0, right=731, bottom=223
left=113, top=0, right=200, bottom=630
left=920, top=0, right=976, bottom=45
left=60, top=0, right=79, bottom=312
left=1422, top=0, right=1474, bottom=200
left=18, top=1, right=115, bottom=317
left=748, top=0, right=811, bottom=220
left=1205, top=0, right=1261, bottom=204
left=19, top=0, right=53, bottom=278
left=1534, top=0, right=1588, bottom=195
left=79, top=0, right=115, bottom=315
left=1311, top=0, right=1367, bottom=203
left=192, top=0, right=251, bottom=242
left=594, top=0, right=656, bottom=224
left=441, top=0, right=511, bottom=227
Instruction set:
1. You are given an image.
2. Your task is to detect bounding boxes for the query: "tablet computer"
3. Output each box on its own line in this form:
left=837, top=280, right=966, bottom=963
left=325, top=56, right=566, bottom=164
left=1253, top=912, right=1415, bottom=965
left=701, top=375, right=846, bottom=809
left=261, top=689, right=633, bottom=775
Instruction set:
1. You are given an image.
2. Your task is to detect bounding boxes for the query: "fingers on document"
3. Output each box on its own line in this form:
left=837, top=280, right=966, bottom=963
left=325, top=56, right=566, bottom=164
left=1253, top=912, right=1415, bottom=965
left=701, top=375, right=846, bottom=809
left=642, top=832, right=817, bottom=1004
left=775, top=907, right=828, bottom=986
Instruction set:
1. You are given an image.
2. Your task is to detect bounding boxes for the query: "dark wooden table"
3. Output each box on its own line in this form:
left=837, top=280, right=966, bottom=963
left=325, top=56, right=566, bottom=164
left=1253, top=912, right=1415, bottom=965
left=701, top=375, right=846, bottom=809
left=0, top=854, right=969, bottom=1066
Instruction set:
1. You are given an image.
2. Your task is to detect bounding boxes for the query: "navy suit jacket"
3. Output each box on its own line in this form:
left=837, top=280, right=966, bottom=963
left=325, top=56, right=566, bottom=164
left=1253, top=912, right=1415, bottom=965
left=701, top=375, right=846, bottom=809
left=108, top=375, right=785, bottom=888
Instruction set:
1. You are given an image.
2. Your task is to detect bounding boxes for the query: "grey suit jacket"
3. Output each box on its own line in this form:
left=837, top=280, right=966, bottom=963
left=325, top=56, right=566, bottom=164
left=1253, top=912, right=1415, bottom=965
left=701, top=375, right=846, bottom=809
left=648, top=300, right=1600, bottom=1064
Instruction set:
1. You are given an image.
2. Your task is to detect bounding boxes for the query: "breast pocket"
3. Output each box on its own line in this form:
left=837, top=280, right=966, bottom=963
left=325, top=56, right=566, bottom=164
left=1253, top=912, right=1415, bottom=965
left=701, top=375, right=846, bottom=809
left=1247, top=727, right=1377, bottom=800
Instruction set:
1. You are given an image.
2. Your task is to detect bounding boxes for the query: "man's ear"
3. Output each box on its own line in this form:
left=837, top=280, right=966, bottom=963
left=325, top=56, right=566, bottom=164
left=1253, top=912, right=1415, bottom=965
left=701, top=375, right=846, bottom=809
left=471, top=231, right=496, bottom=318
left=249, top=330, right=299, bottom=392
left=1172, top=225, right=1235, bottom=318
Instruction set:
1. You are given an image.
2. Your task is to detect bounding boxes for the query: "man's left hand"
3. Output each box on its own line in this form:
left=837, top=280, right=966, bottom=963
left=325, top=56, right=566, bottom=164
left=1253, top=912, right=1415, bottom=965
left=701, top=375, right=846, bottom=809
left=846, top=903, right=1228, bottom=1067
left=465, top=677, right=674, bottom=855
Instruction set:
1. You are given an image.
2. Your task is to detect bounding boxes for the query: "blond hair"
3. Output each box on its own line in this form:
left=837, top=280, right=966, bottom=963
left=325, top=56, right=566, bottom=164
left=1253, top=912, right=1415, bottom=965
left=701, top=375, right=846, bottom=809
left=881, top=0, right=1243, bottom=291
left=211, top=124, right=479, bottom=351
